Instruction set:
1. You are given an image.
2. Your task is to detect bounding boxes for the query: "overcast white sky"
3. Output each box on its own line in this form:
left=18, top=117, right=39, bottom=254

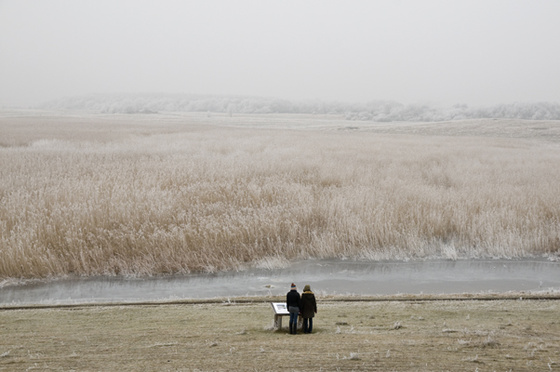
left=1, top=0, right=559, bottom=107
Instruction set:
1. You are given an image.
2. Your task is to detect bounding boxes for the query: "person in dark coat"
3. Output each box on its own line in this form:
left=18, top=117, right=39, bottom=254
left=286, top=283, right=300, bottom=334
left=300, top=284, right=317, bottom=334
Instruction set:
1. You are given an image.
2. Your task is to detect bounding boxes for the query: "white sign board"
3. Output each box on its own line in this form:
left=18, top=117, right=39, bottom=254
left=271, top=302, right=289, bottom=315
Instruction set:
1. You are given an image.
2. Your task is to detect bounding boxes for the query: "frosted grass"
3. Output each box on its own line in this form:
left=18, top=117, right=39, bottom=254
left=1, top=115, right=559, bottom=279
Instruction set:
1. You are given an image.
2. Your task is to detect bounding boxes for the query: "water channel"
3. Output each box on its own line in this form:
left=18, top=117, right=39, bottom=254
left=1, top=259, right=559, bottom=306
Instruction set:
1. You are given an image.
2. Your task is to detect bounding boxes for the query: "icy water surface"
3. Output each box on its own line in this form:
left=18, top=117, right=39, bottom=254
left=1, top=259, right=559, bottom=306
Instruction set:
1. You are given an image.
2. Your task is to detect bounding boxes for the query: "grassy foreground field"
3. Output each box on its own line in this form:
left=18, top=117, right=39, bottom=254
left=1, top=298, right=559, bottom=371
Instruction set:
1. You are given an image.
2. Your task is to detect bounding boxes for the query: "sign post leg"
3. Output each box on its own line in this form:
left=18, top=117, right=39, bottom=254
left=274, top=314, right=282, bottom=329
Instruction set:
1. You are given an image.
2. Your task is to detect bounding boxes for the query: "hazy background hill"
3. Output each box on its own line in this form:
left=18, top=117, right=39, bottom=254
left=40, top=94, right=560, bottom=122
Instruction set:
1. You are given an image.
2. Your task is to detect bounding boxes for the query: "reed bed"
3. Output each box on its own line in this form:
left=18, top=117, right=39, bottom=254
left=1, top=113, right=559, bottom=279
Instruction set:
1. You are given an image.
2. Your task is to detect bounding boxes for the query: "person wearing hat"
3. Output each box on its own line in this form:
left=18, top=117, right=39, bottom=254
left=286, top=283, right=301, bottom=334
left=300, top=284, right=317, bottom=334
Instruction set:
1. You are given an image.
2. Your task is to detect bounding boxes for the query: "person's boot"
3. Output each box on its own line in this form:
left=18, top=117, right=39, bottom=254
left=289, top=324, right=293, bottom=334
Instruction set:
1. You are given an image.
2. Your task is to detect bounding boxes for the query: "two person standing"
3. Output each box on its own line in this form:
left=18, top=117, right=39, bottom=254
left=286, top=283, right=317, bottom=334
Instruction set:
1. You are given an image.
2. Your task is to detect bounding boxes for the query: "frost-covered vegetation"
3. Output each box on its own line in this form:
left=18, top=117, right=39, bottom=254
left=40, top=93, right=560, bottom=121
left=1, top=114, right=559, bottom=279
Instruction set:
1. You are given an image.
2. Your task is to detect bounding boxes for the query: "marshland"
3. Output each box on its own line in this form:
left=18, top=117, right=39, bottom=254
left=3, top=2, right=560, bottom=370
left=2, top=112, right=560, bottom=371
left=1, top=111, right=559, bottom=282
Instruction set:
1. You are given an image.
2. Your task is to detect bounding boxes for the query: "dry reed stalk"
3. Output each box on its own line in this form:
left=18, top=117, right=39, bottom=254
left=1, top=115, right=559, bottom=279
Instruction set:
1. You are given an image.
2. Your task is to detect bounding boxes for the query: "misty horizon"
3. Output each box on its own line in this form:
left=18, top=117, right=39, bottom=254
left=33, top=92, right=560, bottom=122
left=10, top=91, right=560, bottom=110
left=2, top=1, right=560, bottom=107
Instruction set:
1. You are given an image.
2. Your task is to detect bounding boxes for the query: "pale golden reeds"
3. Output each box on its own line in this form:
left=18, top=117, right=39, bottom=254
left=1, top=114, right=559, bottom=279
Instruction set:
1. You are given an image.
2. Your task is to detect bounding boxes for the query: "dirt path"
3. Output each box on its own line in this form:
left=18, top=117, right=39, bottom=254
left=1, top=298, right=559, bottom=371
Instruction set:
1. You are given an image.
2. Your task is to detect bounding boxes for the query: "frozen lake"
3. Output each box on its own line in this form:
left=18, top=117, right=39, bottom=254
left=1, top=259, right=559, bottom=306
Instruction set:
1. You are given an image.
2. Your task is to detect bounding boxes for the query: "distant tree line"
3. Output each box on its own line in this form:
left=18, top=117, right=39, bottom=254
left=41, top=93, right=560, bottom=121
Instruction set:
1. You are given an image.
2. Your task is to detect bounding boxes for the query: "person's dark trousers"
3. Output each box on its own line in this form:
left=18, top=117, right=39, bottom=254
left=303, top=318, right=313, bottom=333
left=288, top=307, right=299, bottom=334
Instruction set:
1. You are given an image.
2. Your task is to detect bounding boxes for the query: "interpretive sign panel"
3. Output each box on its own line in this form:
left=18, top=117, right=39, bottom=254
left=271, top=302, right=289, bottom=315
left=270, top=302, right=302, bottom=330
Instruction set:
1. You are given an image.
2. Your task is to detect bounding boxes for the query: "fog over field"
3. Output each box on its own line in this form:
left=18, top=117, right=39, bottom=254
left=1, top=1, right=560, bottom=281
left=1, top=1, right=560, bottom=108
